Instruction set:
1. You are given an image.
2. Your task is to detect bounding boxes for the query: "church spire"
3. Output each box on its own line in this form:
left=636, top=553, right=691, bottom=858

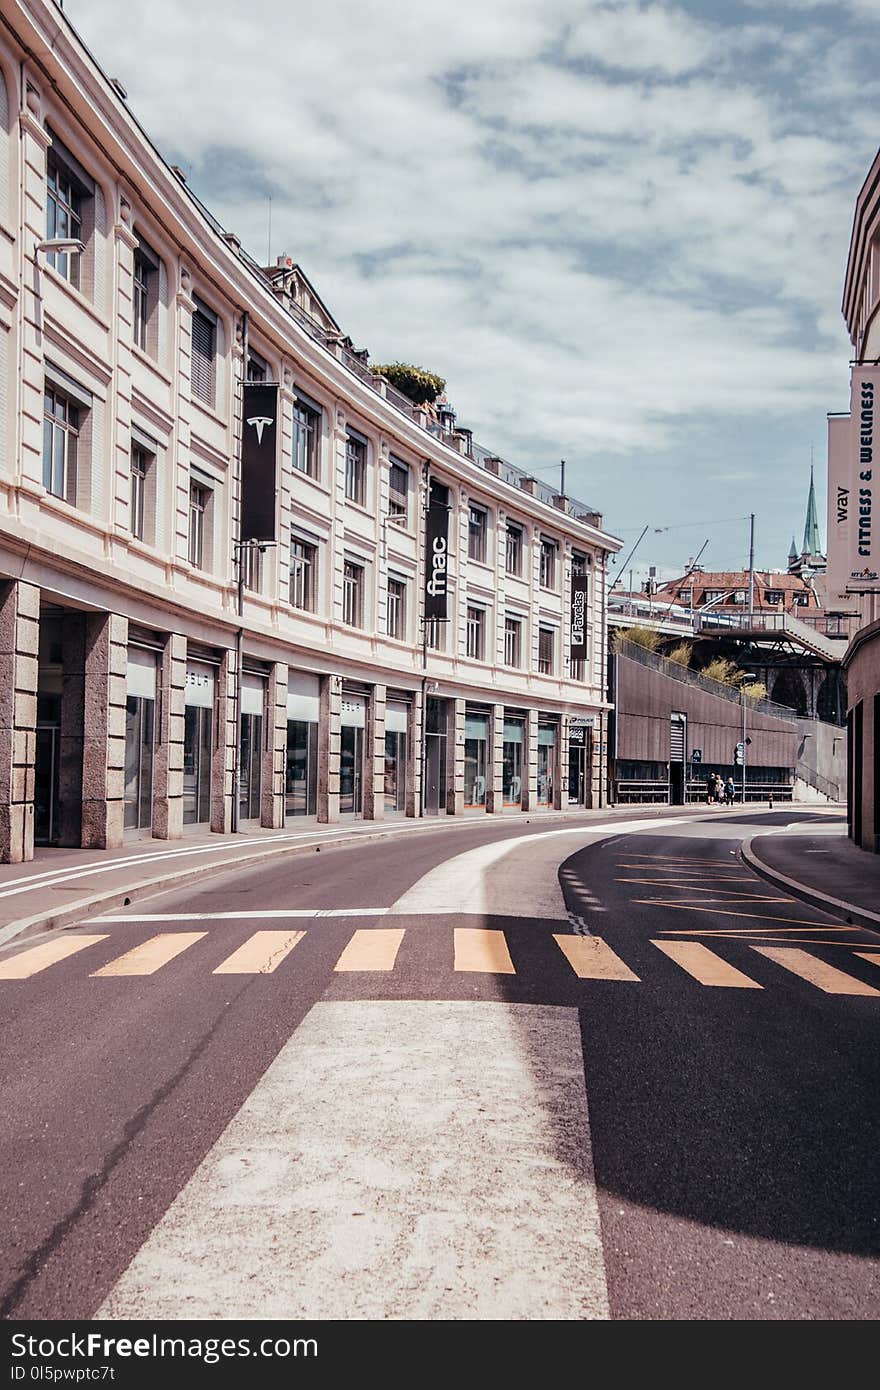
left=801, top=463, right=822, bottom=558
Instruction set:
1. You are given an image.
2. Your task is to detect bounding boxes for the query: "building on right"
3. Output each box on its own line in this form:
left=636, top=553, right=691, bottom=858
left=828, top=147, right=880, bottom=852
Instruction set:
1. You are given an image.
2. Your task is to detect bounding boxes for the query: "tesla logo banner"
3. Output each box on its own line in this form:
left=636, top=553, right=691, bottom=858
left=424, top=486, right=450, bottom=621
left=570, top=576, right=590, bottom=662
left=241, top=382, right=278, bottom=541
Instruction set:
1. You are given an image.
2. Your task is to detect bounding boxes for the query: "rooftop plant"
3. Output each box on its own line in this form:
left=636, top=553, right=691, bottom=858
left=373, top=362, right=446, bottom=407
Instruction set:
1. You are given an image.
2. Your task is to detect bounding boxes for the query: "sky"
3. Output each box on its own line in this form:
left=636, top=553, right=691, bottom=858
left=65, top=0, right=880, bottom=583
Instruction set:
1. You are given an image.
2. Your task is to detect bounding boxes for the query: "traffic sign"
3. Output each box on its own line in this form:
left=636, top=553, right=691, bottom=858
left=691, top=749, right=702, bottom=764
left=734, top=741, right=744, bottom=766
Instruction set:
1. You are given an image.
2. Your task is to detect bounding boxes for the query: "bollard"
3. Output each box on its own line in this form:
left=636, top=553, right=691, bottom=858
left=768, top=791, right=774, bottom=810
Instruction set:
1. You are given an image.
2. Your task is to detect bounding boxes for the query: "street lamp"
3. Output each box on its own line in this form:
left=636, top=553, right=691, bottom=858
left=739, top=672, right=756, bottom=805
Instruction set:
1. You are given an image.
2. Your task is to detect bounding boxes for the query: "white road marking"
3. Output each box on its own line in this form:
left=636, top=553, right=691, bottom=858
left=94, top=908, right=390, bottom=922
left=97, top=1001, right=610, bottom=1321
left=390, top=817, right=689, bottom=920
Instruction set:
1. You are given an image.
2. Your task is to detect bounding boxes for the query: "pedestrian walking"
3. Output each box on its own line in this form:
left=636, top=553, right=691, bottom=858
left=714, top=773, right=724, bottom=804
left=725, top=776, right=736, bottom=805
left=705, top=772, right=714, bottom=806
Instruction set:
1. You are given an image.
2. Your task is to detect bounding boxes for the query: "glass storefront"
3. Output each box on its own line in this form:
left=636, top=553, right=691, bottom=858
left=287, top=674, right=320, bottom=818
left=340, top=691, right=366, bottom=815
left=568, top=722, right=592, bottom=807
left=537, top=723, right=557, bottom=806
left=183, top=660, right=214, bottom=827
left=424, top=697, right=447, bottom=815
left=464, top=710, right=489, bottom=808
left=239, top=674, right=264, bottom=824
left=385, top=702, right=408, bottom=814
left=502, top=716, right=524, bottom=807
left=124, top=648, right=156, bottom=834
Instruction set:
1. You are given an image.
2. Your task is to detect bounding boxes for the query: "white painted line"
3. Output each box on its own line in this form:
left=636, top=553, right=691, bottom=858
left=94, top=908, right=390, bottom=922
left=98, top=1001, right=610, bottom=1320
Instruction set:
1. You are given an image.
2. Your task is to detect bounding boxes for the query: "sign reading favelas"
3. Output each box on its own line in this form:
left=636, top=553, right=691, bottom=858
left=827, top=364, right=880, bottom=594
left=569, top=575, right=590, bottom=663
left=424, top=483, right=450, bottom=622
left=241, top=382, right=278, bottom=541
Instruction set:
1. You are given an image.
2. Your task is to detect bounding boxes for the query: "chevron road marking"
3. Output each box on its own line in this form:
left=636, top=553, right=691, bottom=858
left=213, top=930, right=306, bottom=975
left=652, top=940, right=762, bottom=989
left=0, top=934, right=108, bottom=979
left=91, top=933, right=207, bottom=977
left=752, top=947, right=880, bottom=996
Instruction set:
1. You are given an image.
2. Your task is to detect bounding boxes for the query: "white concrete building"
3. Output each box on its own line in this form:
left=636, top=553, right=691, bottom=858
left=0, top=0, right=620, bottom=862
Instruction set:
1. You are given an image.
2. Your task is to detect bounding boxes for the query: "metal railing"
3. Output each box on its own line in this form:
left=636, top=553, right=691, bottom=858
left=795, top=766, right=841, bottom=801
left=694, top=609, right=848, bottom=661
left=615, top=638, right=800, bottom=723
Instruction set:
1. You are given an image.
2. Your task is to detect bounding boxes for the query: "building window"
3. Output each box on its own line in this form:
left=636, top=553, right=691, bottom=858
left=793, top=591, right=810, bottom=607
left=703, top=590, right=728, bottom=605
left=538, top=626, right=555, bottom=675
left=241, top=545, right=263, bottom=593
left=42, top=387, right=79, bottom=503
left=766, top=590, right=783, bottom=605
left=345, top=433, right=367, bottom=505
left=247, top=352, right=267, bottom=383
left=132, top=238, right=160, bottom=356
left=505, top=523, right=523, bottom=576
left=466, top=605, right=485, bottom=660
left=468, top=505, right=488, bottom=563
left=504, top=615, right=522, bottom=668
left=425, top=616, right=445, bottom=651
left=539, top=538, right=558, bottom=590
left=188, top=481, right=209, bottom=567
left=387, top=577, right=406, bottom=639
left=290, top=536, right=317, bottom=611
left=46, top=154, right=83, bottom=288
left=732, top=590, right=748, bottom=604
left=389, top=460, right=409, bottom=521
left=130, top=446, right=149, bottom=540
left=292, top=397, right=321, bottom=479
left=343, top=558, right=365, bottom=627
left=191, top=301, right=217, bottom=408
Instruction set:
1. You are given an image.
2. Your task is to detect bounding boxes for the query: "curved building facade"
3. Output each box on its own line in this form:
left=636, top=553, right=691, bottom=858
left=0, top=0, right=619, bottom=861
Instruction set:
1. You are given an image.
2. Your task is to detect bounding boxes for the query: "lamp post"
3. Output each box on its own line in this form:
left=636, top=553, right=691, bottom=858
left=740, top=671, right=756, bottom=805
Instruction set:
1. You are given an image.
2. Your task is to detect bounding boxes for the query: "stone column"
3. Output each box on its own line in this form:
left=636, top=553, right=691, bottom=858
left=486, top=702, right=505, bottom=813
left=152, top=632, right=185, bottom=839
left=0, top=580, right=39, bottom=862
left=364, top=683, right=386, bottom=821
left=81, top=613, right=128, bottom=849
left=262, top=661, right=288, bottom=828
left=319, top=674, right=341, bottom=823
left=409, top=686, right=423, bottom=818
left=451, top=697, right=466, bottom=815
left=211, top=647, right=236, bottom=834
left=522, top=708, right=539, bottom=811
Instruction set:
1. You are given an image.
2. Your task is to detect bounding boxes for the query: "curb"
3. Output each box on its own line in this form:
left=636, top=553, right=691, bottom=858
left=740, top=835, right=880, bottom=938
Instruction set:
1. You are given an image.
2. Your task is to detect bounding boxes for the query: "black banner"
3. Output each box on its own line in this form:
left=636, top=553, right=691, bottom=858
left=569, top=575, right=589, bottom=663
left=241, top=382, right=278, bottom=541
left=424, top=484, right=450, bottom=621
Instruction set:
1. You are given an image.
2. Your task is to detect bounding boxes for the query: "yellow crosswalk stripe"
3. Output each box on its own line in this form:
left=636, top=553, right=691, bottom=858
left=855, top=952, right=880, bottom=969
left=753, top=947, right=880, bottom=996
left=92, top=932, right=207, bottom=977
left=652, top=940, right=762, bottom=988
left=0, top=934, right=109, bottom=979
left=553, top=934, right=640, bottom=981
left=454, top=928, right=515, bottom=974
left=213, top=930, right=306, bottom=975
left=334, top=928, right=405, bottom=972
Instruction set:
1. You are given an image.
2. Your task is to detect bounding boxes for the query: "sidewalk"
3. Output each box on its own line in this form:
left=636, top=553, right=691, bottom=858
left=0, top=804, right=705, bottom=950
left=743, top=813, right=880, bottom=937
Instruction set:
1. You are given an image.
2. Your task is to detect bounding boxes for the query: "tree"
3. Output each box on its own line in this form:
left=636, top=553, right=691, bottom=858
left=373, top=362, right=446, bottom=407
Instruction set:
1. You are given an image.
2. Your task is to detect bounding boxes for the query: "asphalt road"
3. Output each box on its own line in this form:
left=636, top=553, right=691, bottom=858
left=1, top=806, right=877, bottom=1321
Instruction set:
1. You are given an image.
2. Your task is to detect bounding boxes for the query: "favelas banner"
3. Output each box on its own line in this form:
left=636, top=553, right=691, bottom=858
left=424, top=484, right=450, bottom=621
left=570, top=576, right=590, bottom=664
left=241, top=382, right=278, bottom=541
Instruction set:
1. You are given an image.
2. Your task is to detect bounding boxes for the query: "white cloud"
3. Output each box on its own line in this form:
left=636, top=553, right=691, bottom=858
left=63, top=0, right=878, bottom=565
